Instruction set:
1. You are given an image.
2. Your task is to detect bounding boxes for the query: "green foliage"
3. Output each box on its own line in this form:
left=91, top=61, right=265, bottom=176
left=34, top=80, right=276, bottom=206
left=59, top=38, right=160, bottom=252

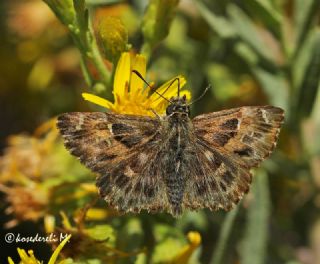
left=142, top=0, right=180, bottom=57
left=240, top=171, right=270, bottom=264
left=210, top=205, right=240, bottom=264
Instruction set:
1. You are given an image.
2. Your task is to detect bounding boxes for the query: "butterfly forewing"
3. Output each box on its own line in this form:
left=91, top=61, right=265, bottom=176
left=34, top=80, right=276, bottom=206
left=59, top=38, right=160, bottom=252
left=184, top=106, right=284, bottom=211
left=192, top=106, right=284, bottom=168
left=57, top=112, right=171, bottom=213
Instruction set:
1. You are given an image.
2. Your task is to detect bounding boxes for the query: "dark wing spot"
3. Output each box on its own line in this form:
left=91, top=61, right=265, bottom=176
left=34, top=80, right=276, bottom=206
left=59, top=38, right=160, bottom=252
left=258, top=123, right=273, bottom=132
left=196, top=181, right=208, bottom=195
left=133, top=182, right=142, bottom=194
left=208, top=180, right=218, bottom=192
left=96, top=174, right=112, bottom=197
left=127, top=199, right=135, bottom=208
left=222, top=171, right=234, bottom=185
left=144, top=186, right=155, bottom=198
left=69, top=146, right=83, bottom=157
left=260, top=123, right=273, bottom=129
left=242, top=135, right=254, bottom=144
left=143, top=128, right=157, bottom=137
left=114, top=174, right=129, bottom=188
left=234, top=147, right=253, bottom=157
left=253, top=132, right=263, bottom=138
left=219, top=181, right=227, bottom=191
left=212, top=131, right=237, bottom=146
left=220, top=118, right=239, bottom=130
left=114, top=135, right=143, bottom=148
left=111, top=123, right=134, bottom=134
left=96, top=153, right=117, bottom=162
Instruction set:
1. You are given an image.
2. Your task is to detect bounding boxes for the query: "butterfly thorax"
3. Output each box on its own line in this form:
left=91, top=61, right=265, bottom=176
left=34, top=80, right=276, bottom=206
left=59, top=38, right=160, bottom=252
left=163, top=96, right=193, bottom=215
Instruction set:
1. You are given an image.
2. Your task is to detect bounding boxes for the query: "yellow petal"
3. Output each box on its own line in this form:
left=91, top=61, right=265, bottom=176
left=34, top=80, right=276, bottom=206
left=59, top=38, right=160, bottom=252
left=114, top=52, right=131, bottom=100
left=44, top=214, right=55, bottom=234
left=130, top=54, right=147, bottom=95
left=171, top=231, right=201, bottom=264
left=7, top=257, right=15, bottom=264
left=48, top=234, right=71, bottom=264
left=82, top=93, right=114, bottom=109
left=17, top=248, right=40, bottom=264
left=60, top=211, right=73, bottom=230
left=149, top=75, right=187, bottom=102
left=17, top=248, right=29, bottom=261
left=86, top=208, right=110, bottom=220
left=188, top=231, right=201, bottom=245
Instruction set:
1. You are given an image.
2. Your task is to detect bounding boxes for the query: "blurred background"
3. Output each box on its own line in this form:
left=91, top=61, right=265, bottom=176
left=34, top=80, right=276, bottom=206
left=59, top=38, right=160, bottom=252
left=0, top=0, right=319, bottom=263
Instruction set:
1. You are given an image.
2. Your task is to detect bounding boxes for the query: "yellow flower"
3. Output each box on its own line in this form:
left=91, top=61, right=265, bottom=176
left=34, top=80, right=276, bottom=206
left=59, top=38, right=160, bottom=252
left=171, top=231, right=202, bottom=264
left=7, top=234, right=71, bottom=264
left=82, top=52, right=190, bottom=116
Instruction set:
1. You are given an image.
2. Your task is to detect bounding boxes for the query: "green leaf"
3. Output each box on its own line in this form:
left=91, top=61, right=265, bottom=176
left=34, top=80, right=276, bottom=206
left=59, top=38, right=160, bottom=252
left=85, top=0, right=123, bottom=5
left=234, top=42, right=259, bottom=66
left=194, top=1, right=236, bottom=39
left=141, top=0, right=180, bottom=54
left=86, top=224, right=116, bottom=243
left=240, top=171, right=271, bottom=264
left=242, top=0, right=282, bottom=39
left=175, top=211, right=208, bottom=232
left=293, top=0, right=320, bottom=58
left=117, top=218, right=144, bottom=263
left=252, top=68, right=289, bottom=111
left=296, top=29, right=320, bottom=118
left=152, top=224, right=186, bottom=263
left=206, top=63, right=244, bottom=102
left=227, top=4, right=277, bottom=65
left=209, top=205, right=240, bottom=264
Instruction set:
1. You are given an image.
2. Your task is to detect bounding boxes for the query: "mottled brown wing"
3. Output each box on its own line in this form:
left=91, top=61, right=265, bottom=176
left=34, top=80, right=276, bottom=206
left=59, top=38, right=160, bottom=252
left=183, top=106, right=284, bottom=211
left=57, top=112, right=171, bottom=213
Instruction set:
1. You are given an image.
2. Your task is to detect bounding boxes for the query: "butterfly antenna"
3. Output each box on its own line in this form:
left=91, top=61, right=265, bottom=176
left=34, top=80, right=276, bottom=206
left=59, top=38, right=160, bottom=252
left=151, top=77, right=181, bottom=103
left=188, top=84, right=211, bottom=106
left=177, top=77, right=180, bottom=97
left=132, top=70, right=171, bottom=103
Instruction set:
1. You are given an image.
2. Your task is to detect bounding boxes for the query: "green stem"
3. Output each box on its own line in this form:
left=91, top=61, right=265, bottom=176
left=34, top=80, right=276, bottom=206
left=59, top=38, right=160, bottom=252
left=209, top=205, right=240, bottom=264
left=79, top=54, right=93, bottom=87
left=86, top=12, right=112, bottom=98
left=89, top=38, right=111, bottom=87
left=141, top=42, right=152, bottom=62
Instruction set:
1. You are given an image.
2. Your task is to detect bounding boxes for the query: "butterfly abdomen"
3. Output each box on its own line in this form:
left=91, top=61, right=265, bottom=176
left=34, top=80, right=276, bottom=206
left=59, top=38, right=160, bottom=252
left=164, top=118, right=191, bottom=216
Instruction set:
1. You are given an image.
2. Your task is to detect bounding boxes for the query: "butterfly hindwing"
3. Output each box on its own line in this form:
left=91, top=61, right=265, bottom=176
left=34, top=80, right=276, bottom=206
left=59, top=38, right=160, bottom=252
left=183, top=140, right=252, bottom=211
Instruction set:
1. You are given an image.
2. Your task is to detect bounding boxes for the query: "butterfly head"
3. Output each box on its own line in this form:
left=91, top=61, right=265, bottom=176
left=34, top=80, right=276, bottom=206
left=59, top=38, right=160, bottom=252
left=166, top=95, right=190, bottom=117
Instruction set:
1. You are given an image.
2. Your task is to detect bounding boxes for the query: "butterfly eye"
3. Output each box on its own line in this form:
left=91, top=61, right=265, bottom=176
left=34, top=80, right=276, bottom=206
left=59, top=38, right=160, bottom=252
left=166, top=104, right=174, bottom=115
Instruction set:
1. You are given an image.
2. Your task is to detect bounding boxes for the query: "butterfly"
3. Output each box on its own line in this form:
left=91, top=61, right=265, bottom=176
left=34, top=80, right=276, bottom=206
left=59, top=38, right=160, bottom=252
left=57, top=89, right=284, bottom=217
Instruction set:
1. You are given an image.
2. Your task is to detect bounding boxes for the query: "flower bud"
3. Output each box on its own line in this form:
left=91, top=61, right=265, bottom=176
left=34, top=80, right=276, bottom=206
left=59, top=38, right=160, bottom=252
left=96, top=16, right=128, bottom=63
